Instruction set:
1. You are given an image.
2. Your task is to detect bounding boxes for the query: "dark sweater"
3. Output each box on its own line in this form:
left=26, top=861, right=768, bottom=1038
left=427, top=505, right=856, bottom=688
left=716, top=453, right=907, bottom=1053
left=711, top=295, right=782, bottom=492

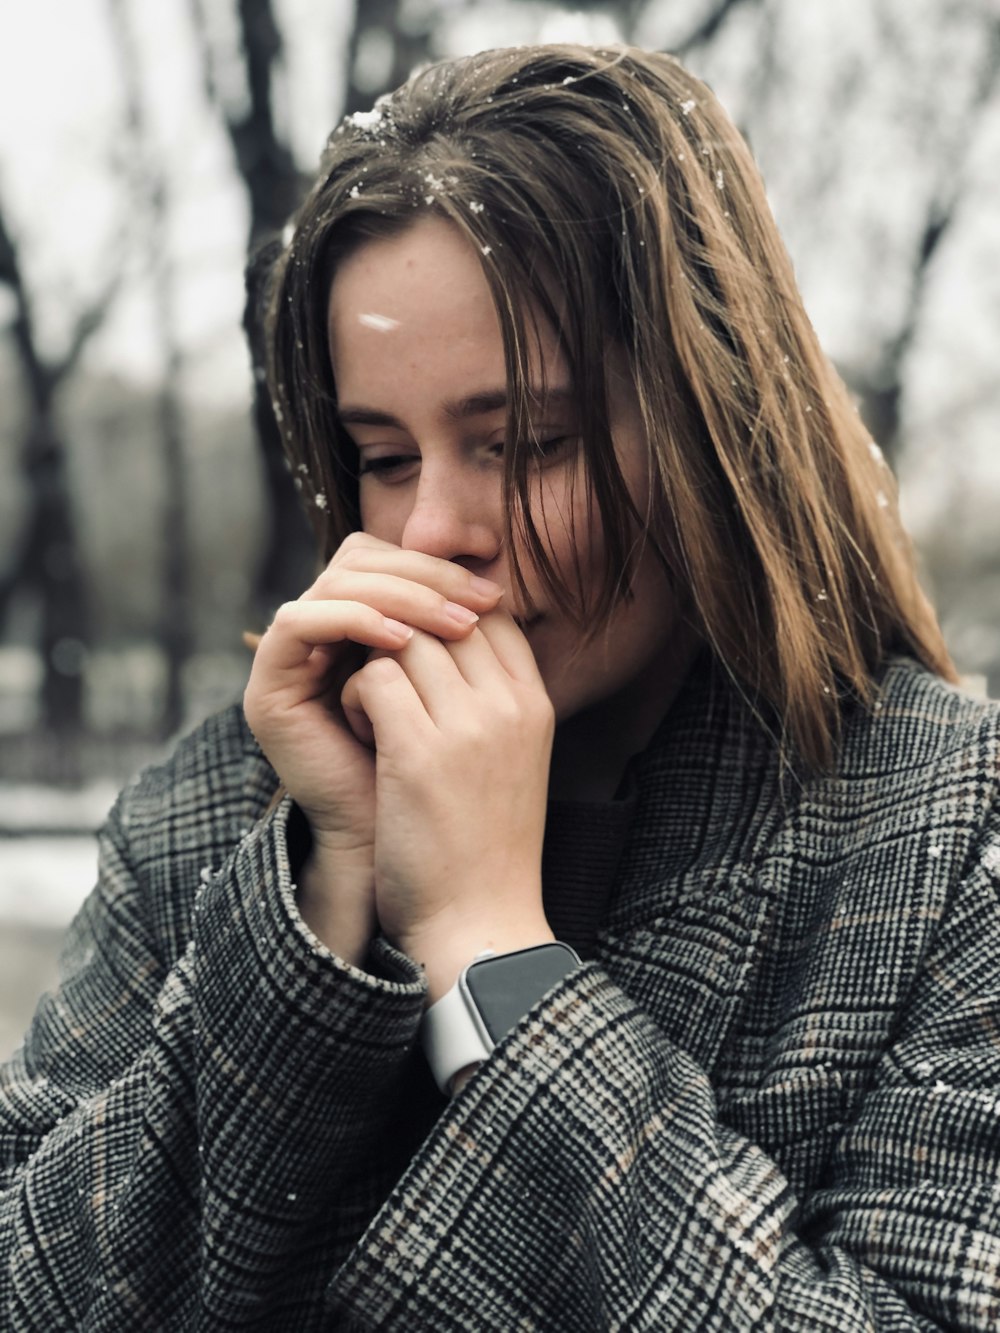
left=542, top=787, right=635, bottom=959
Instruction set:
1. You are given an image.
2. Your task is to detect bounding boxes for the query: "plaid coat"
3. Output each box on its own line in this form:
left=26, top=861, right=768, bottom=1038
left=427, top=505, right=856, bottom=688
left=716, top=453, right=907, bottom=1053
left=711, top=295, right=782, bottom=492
left=2, top=656, right=999, bottom=1330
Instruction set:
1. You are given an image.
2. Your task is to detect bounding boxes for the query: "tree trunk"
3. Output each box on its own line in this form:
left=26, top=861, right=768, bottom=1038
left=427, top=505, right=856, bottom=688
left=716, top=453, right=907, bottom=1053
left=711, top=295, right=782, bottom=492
left=0, top=199, right=93, bottom=757
left=234, top=0, right=316, bottom=618
left=29, top=413, right=88, bottom=743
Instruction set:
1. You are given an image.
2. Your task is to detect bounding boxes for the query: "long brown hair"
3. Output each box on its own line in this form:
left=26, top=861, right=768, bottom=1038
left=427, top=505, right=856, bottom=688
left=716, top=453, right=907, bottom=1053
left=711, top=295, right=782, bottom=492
left=264, top=43, right=954, bottom=770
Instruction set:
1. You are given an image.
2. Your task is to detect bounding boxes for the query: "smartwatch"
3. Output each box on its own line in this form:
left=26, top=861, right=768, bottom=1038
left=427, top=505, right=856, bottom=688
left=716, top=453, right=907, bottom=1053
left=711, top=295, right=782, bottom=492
left=421, top=942, right=582, bottom=1095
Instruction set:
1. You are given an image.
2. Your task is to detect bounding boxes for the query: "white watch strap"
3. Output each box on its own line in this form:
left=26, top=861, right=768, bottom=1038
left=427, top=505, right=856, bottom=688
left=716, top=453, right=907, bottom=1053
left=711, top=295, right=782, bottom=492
left=421, top=951, right=496, bottom=1094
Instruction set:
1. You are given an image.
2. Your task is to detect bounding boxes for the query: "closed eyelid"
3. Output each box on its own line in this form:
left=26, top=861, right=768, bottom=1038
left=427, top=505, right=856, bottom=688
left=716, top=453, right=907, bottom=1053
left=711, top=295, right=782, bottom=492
left=355, top=441, right=419, bottom=472
left=357, top=446, right=416, bottom=463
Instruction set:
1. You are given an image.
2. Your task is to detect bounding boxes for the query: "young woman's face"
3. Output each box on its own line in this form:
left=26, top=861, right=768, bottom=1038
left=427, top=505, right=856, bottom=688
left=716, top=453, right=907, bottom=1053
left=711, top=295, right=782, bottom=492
left=326, top=215, right=691, bottom=727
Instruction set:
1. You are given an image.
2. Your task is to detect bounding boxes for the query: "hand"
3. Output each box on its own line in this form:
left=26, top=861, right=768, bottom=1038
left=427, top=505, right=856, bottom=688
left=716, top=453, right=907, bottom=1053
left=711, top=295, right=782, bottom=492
left=243, top=533, right=503, bottom=960
left=341, top=609, right=556, bottom=1000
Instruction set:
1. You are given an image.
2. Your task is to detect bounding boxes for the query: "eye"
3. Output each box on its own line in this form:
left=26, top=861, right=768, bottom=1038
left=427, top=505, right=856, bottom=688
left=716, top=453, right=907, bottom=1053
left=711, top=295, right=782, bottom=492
left=537, top=434, right=573, bottom=453
left=531, top=434, right=579, bottom=462
left=357, top=453, right=417, bottom=479
left=487, top=434, right=577, bottom=467
left=492, top=433, right=582, bottom=473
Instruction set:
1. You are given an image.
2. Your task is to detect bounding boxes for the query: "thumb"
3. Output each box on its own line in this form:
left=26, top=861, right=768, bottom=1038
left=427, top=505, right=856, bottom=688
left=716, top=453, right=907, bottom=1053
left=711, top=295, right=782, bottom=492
left=340, top=667, right=377, bottom=750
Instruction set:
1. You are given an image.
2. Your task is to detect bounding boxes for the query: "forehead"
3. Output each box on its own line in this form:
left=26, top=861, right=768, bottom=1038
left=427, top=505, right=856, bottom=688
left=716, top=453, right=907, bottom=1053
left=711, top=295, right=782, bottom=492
left=326, top=215, right=570, bottom=398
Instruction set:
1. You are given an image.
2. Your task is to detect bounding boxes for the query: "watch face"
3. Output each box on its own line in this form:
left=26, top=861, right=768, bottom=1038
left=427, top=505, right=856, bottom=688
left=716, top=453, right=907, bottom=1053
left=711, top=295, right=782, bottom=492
left=464, top=943, right=580, bottom=1044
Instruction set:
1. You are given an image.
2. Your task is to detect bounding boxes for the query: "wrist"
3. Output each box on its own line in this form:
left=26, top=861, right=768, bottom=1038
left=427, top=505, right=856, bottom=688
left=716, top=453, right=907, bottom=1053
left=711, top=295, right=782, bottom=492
left=401, top=913, right=556, bottom=1004
left=297, top=843, right=375, bottom=966
left=421, top=940, right=582, bottom=1095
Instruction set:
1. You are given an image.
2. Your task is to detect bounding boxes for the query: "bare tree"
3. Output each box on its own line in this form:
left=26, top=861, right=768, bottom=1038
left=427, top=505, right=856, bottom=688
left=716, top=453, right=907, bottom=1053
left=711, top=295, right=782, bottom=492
left=850, top=10, right=1000, bottom=462
left=0, top=194, right=119, bottom=751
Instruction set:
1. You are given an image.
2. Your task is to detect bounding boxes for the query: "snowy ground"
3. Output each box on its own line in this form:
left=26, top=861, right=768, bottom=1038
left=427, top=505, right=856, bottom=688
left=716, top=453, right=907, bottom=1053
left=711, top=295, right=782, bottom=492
left=0, top=780, right=118, bottom=837
left=0, top=836, right=97, bottom=929
left=0, top=788, right=107, bottom=1059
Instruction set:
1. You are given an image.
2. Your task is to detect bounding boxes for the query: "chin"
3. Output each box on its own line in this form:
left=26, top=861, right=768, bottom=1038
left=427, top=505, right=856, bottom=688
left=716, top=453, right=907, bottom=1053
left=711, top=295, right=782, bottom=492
left=540, top=668, right=603, bottom=727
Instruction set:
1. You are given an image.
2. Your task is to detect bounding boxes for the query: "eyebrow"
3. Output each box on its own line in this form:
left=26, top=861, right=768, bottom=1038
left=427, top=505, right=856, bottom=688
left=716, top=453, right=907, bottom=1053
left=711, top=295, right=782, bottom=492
left=337, top=385, right=575, bottom=429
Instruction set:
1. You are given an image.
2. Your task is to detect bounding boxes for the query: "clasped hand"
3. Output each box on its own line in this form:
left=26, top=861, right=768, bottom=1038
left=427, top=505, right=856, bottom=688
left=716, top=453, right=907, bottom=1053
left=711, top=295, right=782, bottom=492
left=243, top=534, right=556, bottom=999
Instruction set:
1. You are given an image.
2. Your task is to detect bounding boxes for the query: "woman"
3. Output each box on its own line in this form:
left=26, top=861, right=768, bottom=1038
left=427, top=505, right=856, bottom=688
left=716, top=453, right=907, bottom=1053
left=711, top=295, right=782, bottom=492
left=3, top=43, right=999, bottom=1331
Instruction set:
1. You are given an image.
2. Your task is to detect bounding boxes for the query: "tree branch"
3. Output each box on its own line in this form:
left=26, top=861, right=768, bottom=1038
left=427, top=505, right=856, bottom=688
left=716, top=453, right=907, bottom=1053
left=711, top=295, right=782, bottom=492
left=674, top=0, right=760, bottom=55
left=54, top=268, right=124, bottom=387
left=0, top=179, right=121, bottom=399
left=0, top=191, right=50, bottom=410
left=884, top=15, right=1000, bottom=374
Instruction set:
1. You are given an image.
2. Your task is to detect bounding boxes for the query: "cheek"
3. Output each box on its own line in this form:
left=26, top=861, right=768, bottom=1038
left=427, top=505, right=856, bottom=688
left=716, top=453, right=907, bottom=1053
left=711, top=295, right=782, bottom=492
left=530, top=464, right=604, bottom=579
left=358, top=486, right=405, bottom=542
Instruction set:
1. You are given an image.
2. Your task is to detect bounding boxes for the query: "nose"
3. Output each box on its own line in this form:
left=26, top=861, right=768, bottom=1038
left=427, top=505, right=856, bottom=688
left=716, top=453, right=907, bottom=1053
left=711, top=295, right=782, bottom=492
left=399, top=461, right=503, bottom=572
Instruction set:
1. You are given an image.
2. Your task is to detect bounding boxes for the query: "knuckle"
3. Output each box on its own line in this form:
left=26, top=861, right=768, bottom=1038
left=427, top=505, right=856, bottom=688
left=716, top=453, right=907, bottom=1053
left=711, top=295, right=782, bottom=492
left=492, top=693, right=521, bottom=727
left=270, top=601, right=299, bottom=632
left=307, top=567, right=334, bottom=593
left=336, top=532, right=370, bottom=563
left=520, top=689, right=554, bottom=735
left=334, top=546, right=366, bottom=574
left=455, top=716, right=488, bottom=749
left=359, top=653, right=393, bottom=682
left=535, top=691, right=556, bottom=727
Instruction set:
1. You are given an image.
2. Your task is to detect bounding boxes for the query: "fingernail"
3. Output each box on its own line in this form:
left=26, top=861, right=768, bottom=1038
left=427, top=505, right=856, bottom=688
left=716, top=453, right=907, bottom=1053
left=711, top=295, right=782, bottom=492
left=444, top=602, right=479, bottom=626
left=384, top=617, right=413, bottom=640
left=468, top=575, right=503, bottom=599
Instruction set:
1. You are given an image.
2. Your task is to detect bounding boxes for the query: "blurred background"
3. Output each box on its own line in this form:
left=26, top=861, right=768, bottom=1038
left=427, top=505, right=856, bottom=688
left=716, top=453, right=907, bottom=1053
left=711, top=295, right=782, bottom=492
left=2, top=0, right=999, bottom=1056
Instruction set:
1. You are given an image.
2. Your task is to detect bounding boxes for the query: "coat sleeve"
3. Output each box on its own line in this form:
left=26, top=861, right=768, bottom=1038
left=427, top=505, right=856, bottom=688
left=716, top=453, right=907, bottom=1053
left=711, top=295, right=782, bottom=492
left=328, top=807, right=1000, bottom=1332
left=0, top=785, right=427, bottom=1330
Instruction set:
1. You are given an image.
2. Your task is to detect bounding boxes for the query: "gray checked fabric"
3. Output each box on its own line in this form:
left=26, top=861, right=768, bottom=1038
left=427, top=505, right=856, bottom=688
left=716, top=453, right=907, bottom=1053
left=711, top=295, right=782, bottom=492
left=2, top=656, right=999, bottom=1329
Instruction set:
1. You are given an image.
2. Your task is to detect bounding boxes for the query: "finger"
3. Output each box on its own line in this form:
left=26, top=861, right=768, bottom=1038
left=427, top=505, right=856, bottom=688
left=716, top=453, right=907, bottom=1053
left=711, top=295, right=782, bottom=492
left=258, top=600, right=413, bottom=674
left=391, top=629, right=476, bottom=720
left=300, top=569, right=487, bottom=641
left=348, top=655, right=431, bottom=752
left=472, top=608, right=548, bottom=686
left=380, top=618, right=543, bottom=727
left=390, top=625, right=540, bottom=726
left=340, top=669, right=377, bottom=749
left=324, top=538, right=504, bottom=610
left=428, top=623, right=515, bottom=693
